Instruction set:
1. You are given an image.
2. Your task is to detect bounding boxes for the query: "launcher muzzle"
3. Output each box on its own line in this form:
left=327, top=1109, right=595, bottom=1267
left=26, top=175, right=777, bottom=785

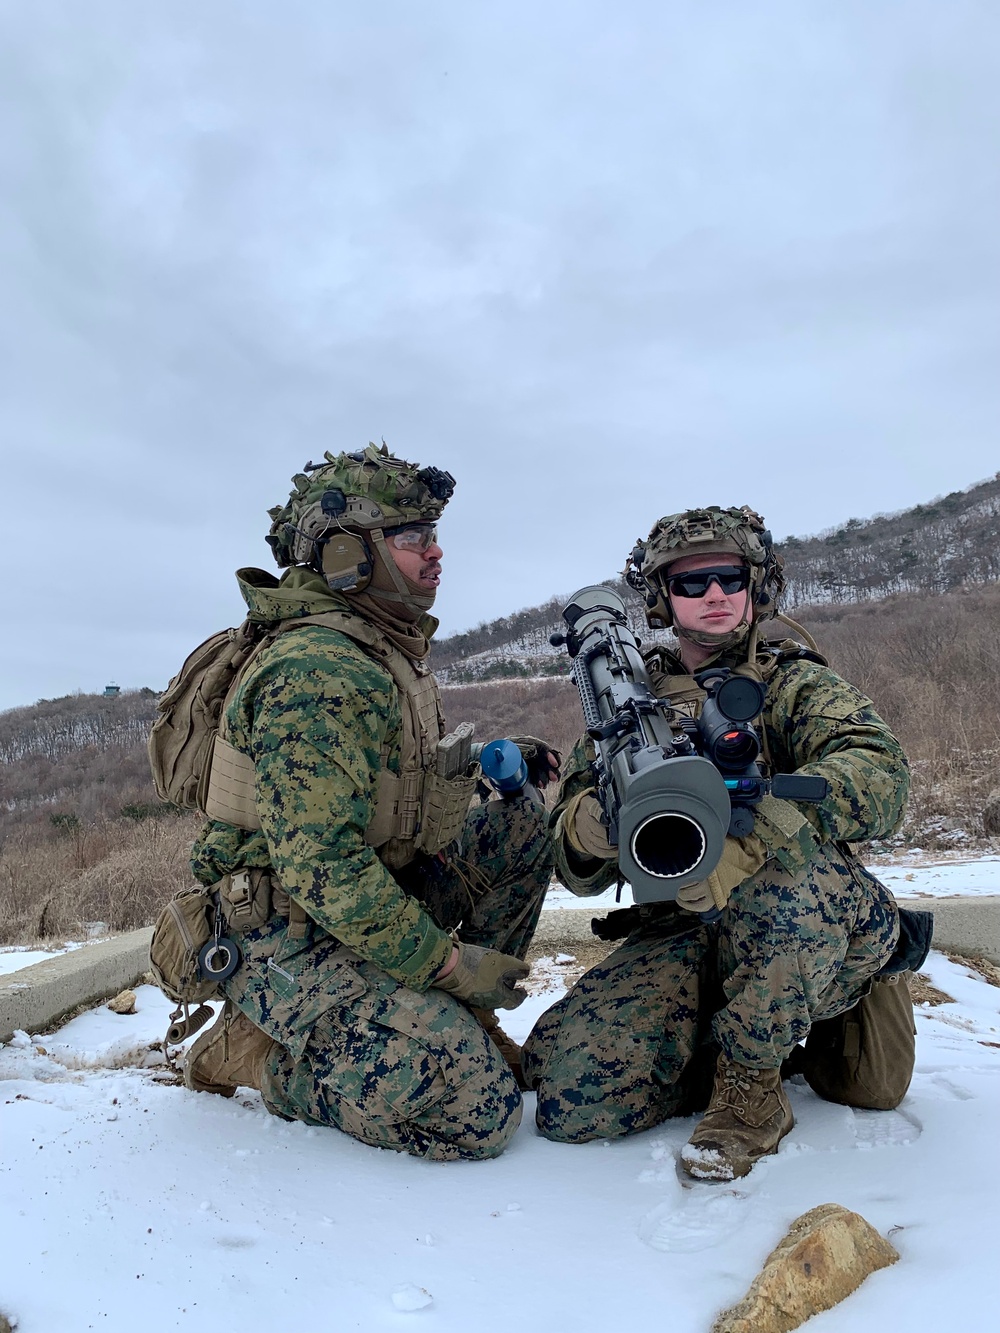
left=552, top=586, right=826, bottom=905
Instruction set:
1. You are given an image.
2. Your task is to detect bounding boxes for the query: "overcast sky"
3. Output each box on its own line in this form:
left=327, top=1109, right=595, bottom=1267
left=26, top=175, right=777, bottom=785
left=1, top=0, right=998, bottom=710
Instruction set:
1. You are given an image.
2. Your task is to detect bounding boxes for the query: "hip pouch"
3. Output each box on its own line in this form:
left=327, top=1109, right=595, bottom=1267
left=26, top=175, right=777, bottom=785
left=150, top=883, right=248, bottom=1058
left=149, top=882, right=242, bottom=1008
left=149, top=885, right=221, bottom=1005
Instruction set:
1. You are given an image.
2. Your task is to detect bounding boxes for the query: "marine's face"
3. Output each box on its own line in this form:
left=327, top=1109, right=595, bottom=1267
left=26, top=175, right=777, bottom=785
left=665, top=553, right=750, bottom=637
left=385, top=523, right=443, bottom=591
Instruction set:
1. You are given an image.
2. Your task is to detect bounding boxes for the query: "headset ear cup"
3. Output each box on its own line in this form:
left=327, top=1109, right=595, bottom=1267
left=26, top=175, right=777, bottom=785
left=319, top=532, right=373, bottom=592
left=643, top=581, right=673, bottom=631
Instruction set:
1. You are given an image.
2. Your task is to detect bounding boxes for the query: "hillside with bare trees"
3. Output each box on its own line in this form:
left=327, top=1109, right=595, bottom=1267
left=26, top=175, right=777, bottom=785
left=2, top=476, right=999, bottom=945
left=433, top=472, right=1000, bottom=682
left=780, top=473, right=1000, bottom=606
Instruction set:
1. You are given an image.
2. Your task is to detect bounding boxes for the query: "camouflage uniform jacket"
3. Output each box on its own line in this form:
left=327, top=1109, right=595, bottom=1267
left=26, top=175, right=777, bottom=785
left=553, top=642, right=909, bottom=895
left=190, top=566, right=454, bottom=988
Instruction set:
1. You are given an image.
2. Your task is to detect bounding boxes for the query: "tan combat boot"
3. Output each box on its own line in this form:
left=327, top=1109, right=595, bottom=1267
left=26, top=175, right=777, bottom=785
left=183, top=1002, right=277, bottom=1097
left=471, top=1007, right=529, bottom=1091
left=680, top=1054, right=794, bottom=1180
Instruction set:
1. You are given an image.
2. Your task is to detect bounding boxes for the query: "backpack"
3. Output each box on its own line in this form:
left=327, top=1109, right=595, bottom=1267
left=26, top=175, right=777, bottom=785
left=149, top=609, right=477, bottom=856
left=148, top=619, right=276, bottom=811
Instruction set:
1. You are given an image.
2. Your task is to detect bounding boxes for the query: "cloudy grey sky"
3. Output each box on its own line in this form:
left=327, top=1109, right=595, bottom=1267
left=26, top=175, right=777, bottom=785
left=1, top=0, right=998, bottom=710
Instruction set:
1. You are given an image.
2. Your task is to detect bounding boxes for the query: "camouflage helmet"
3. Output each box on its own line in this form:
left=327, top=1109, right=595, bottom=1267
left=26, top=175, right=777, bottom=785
left=266, top=443, right=455, bottom=569
left=624, top=505, right=785, bottom=628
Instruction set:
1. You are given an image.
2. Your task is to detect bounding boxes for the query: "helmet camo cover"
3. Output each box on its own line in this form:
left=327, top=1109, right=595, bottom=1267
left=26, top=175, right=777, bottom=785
left=266, top=443, right=454, bottom=568
left=625, top=505, right=785, bottom=625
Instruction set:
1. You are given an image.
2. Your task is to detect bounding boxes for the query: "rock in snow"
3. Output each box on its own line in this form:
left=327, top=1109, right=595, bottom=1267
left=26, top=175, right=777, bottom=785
left=711, top=1202, right=899, bottom=1333
left=106, top=989, right=137, bottom=1015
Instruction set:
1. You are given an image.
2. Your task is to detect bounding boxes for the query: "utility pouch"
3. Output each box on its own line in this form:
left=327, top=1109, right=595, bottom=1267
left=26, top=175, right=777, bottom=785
left=149, top=885, right=221, bottom=1005
left=367, top=769, right=423, bottom=848
left=414, top=769, right=478, bottom=855
left=217, top=868, right=275, bottom=933
left=798, top=972, right=916, bottom=1111
left=879, top=906, right=934, bottom=976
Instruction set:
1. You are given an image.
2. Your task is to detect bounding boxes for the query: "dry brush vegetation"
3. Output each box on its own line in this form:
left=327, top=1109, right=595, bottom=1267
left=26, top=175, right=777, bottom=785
left=442, top=584, right=1000, bottom=858
left=1, top=583, right=998, bottom=946
left=0, top=692, right=202, bottom=945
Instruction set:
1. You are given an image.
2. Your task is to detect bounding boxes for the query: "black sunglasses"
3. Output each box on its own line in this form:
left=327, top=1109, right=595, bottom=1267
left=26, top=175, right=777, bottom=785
left=665, top=565, right=752, bottom=599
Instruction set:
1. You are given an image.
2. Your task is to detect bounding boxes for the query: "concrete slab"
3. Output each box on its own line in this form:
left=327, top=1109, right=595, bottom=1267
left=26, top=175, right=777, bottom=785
left=1, top=894, right=997, bottom=1045
left=897, top=894, right=1000, bottom=965
left=0, top=927, right=153, bottom=1043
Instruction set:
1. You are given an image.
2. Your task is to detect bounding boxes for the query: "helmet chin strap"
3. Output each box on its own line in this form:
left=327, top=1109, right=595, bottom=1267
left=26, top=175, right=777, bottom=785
left=367, top=527, right=437, bottom=618
left=674, top=621, right=751, bottom=653
left=671, top=593, right=755, bottom=656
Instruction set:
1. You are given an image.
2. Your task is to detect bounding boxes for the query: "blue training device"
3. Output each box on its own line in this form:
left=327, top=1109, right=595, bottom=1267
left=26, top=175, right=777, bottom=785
left=476, top=739, right=528, bottom=794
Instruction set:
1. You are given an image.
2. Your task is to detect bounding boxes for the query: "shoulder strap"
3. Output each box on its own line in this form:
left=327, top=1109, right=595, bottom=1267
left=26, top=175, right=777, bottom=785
left=283, top=609, right=436, bottom=688
left=761, top=639, right=829, bottom=670
left=286, top=609, right=389, bottom=654
left=771, top=611, right=824, bottom=657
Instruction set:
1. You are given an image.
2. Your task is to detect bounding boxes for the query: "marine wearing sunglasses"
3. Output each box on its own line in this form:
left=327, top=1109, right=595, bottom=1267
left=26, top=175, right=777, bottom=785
left=662, top=554, right=753, bottom=664
left=665, top=564, right=753, bottom=598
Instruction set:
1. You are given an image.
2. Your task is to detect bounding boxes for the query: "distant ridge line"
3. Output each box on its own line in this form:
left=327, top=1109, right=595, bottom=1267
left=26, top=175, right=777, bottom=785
left=433, top=472, right=1000, bottom=679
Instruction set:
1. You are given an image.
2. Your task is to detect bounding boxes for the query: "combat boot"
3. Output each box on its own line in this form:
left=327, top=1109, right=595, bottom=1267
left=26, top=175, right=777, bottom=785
left=472, top=1007, right=529, bottom=1091
left=183, top=1002, right=277, bottom=1097
left=680, top=1054, right=794, bottom=1180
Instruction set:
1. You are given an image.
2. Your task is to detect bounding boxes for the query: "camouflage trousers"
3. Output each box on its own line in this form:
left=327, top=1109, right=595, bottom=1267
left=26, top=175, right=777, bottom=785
left=522, top=843, right=898, bottom=1144
left=224, top=795, right=553, bottom=1161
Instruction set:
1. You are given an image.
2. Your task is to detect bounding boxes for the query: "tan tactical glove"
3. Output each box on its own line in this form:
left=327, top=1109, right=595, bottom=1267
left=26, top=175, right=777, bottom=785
left=562, top=789, right=617, bottom=861
left=506, top=735, right=562, bottom=790
left=432, top=942, right=530, bottom=1010
left=676, top=833, right=768, bottom=914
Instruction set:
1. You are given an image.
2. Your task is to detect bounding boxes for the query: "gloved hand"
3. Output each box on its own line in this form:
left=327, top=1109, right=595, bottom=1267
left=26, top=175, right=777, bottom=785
left=561, top=789, right=616, bottom=861
left=676, top=834, right=767, bottom=914
left=431, top=942, right=530, bottom=1010
left=506, top=735, right=562, bottom=789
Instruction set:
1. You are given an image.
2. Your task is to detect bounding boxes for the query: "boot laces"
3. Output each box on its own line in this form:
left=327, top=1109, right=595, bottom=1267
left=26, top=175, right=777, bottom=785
left=717, top=1063, right=763, bottom=1111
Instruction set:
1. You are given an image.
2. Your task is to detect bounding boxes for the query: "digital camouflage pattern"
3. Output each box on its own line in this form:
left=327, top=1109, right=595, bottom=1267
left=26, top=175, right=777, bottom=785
left=260, top=963, right=523, bottom=1161
left=193, top=566, right=454, bottom=986
left=191, top=564, right=553, bottom=1158
left=219, top=795, right=551, bottom=1159
left=526, top=645, right=907, bottom=1142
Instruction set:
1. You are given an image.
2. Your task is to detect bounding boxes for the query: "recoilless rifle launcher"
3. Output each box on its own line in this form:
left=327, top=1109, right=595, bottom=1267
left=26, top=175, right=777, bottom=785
left=551, top=587, right=828, bottom=906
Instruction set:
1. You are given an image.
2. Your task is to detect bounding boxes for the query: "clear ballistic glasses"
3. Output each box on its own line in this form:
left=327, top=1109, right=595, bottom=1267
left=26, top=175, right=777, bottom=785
left=665, top=565, right=752, bottom=599
left=385, top=523, right=438, bottom=552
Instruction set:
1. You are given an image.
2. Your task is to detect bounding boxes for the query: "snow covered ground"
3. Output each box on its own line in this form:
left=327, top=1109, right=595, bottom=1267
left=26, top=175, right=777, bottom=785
left=545, top=850, right=1000, bottom=911
left=2, top=860, right=999, bottom=1333
left=0, top=942, right=89, bottom=978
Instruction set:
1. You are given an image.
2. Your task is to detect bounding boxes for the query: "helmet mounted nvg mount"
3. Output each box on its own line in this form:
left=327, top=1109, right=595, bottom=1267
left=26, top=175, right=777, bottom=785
left=265, top=443, right=455, bottom=596
left=624, top=505, right=786, bottom=631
